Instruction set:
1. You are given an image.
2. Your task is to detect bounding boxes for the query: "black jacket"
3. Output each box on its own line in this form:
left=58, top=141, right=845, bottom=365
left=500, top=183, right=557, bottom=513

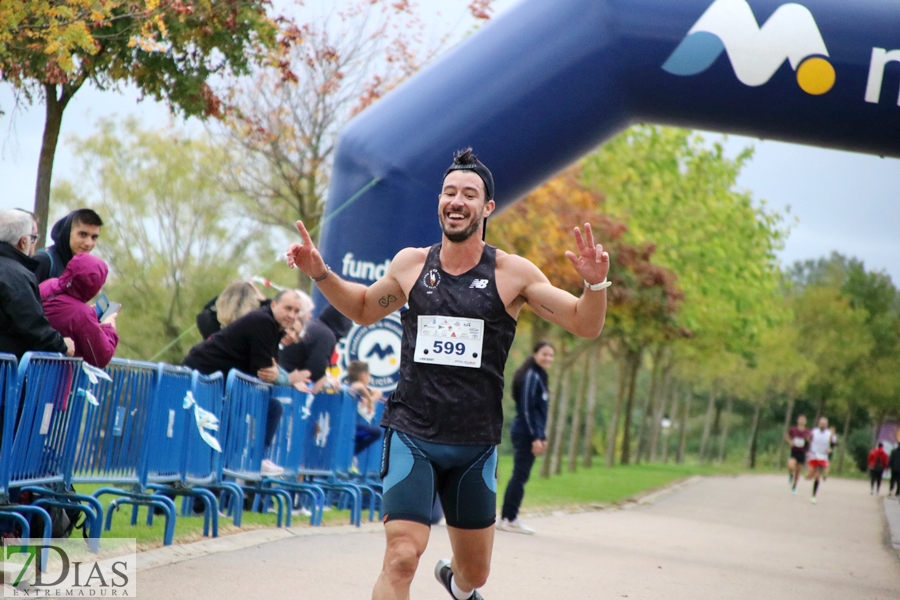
left=279, top=319, right=336, bottom=381
left=33, top=212, right=78, bottom=283
left=0, top=242, right=68, bottom=358
left=183, top=305, right=282, bottom=376
left=890, top=446, right=900, bottom=471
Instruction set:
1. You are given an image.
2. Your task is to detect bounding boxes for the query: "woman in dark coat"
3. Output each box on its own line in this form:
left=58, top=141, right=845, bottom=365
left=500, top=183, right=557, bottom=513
left=497, top=341, right=554, bottom=535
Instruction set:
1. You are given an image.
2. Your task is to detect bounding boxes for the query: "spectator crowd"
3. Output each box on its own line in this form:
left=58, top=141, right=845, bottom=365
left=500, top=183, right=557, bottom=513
left=1, top=206, right=382, bottom=477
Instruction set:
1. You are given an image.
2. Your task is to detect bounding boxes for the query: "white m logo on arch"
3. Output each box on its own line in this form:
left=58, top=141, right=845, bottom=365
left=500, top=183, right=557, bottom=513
left=663, top=0, right=835, bottom=95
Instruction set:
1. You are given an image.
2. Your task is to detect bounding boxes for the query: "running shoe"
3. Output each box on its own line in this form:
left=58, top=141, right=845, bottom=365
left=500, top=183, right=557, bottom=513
left=496, top=518, right=535, bottom=535
left=435, top=559, right=484, bottom=600
left=810, top=497, right=817, bottom=504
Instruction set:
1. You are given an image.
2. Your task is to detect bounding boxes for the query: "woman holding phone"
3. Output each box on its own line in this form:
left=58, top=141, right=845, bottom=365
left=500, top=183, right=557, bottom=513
left=40, top=253, right=119, bottom=368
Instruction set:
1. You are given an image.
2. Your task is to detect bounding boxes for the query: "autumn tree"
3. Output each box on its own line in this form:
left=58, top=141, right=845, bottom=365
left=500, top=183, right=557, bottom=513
left=214, top=0, right=494, bottom=287
left=52, top=118, right=271, bottom=363
left=0, top=0, right=288, bottom=245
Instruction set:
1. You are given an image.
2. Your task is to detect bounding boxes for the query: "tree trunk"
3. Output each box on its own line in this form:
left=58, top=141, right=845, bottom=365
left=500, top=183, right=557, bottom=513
left=34, top=83, right=79, bottom=245
left=549, top=367, right=572, bottom=476
left=619, top=347, right=642, bottom=465
left=540, top=357, right=567, bottom=478
left=814, top=396, right=826, bottom=424
left=837, top=408, right=852, bottom=475
left=634, top=348, right=662, bottom=465
left=677, top=387, right=690, bottom=464
left=746, top=404, right=762, bottom=469
left=567, top=354, right=590, bottom=472
left=604, top=351, right=628, bottom=468
left=778, top=398, right=795, bottom=470
left=716, top=396, right=733, bottom=464
left=650, top=362, right=673, bottom=463
left=698, top=384, right=717, bottom=462
left=582, top=350, right=600, bottom=468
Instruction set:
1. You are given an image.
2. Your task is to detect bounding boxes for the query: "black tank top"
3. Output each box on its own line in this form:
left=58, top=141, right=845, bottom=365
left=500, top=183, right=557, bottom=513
left=382, top=244, right=517, bottom=445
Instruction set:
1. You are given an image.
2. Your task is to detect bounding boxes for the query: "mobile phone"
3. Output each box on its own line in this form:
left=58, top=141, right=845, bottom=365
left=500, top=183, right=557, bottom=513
left=95, top=294, right=120, bottom=322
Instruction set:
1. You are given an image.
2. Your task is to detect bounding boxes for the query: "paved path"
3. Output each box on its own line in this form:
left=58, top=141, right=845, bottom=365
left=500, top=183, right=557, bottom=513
left=135, top=475, right=900, bottom=599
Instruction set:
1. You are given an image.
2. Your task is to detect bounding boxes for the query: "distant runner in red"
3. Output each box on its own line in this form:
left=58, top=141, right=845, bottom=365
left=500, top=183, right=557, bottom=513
left=867, top=442, right=890, bottom=496
left=784, top=414, right=811, bottom=495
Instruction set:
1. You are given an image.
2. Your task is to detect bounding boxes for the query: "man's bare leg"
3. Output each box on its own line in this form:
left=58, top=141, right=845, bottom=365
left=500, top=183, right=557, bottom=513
left=373, top=520, right=431, bottom=600
left=444, top=525, right=495, bottom=596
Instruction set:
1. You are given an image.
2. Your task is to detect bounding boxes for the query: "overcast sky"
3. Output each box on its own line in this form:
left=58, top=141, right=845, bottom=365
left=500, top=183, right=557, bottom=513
left=2, top=0, right=898, bottom=283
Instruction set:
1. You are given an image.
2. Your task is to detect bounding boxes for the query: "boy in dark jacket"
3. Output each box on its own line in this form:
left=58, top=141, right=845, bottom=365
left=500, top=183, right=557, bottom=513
left=33, top=208, right=103, bottom=283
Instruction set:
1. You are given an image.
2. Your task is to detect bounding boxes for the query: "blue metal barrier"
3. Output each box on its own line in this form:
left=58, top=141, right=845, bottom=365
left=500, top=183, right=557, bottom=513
left=263, top=387, right=325, bottom=525
left=143, top=364, right=220, bottom=538
left=1, top=353, right=101, bottom=565
left=298, top=390, right=368, bottom=526
left=182, top=371, right=244, bottom=528
left=220, top=370, right=292, bottom=527
left=73, top=359, right=177, bottom=545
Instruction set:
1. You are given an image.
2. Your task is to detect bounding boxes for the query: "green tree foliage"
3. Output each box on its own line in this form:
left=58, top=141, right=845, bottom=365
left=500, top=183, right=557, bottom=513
left=581, top=126, right=787, bottom=357
left=52, top=118, right=272, bottom=363
left=0, top=0, right=287, bottom=246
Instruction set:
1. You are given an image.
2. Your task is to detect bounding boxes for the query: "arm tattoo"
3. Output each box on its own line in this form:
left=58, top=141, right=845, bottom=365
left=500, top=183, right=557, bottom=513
left=541, top=304, right=555, bottom=314
left=378, top=294, right=398, bottom=308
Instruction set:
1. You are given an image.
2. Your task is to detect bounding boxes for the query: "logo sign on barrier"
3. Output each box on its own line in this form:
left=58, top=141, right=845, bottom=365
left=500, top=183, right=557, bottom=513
left=2, top=538, right=136, bottom=597
left=340, top=312, right=403, bottom=393
left=663, top=0, right=835, bottom=95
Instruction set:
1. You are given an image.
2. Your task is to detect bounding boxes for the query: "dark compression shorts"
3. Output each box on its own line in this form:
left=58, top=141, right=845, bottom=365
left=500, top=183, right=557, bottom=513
left=381, top=429, right=497, bottom=529
left=790, top=449, right=807, bottom=465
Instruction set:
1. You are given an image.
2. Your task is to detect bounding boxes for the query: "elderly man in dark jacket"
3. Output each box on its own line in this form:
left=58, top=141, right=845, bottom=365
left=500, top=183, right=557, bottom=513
left=0, top=209, right=73, bottom=358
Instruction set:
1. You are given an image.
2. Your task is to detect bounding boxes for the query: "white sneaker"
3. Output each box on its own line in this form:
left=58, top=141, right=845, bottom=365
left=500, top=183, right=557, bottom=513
left=810, top=497, right=817, bottom=504
left=261, top=459, right=284, bottom=476
left=497, top=518, right=535, bottom=535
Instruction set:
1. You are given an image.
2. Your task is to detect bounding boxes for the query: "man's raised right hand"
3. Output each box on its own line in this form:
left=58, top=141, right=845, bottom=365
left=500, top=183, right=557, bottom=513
left=286, top=221, right=328, bottom=280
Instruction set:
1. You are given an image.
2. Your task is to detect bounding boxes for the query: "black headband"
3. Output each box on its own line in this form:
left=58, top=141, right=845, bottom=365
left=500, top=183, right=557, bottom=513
left=444, top=149, right=494, bottom=201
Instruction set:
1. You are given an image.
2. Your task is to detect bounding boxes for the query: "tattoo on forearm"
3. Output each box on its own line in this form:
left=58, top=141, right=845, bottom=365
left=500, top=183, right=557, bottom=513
left=541, top=304, right=555, bottom=314
left=378, top=294, right=397, bottom=308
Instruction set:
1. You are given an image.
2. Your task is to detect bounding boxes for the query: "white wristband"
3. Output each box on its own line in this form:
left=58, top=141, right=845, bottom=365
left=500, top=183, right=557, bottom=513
left=584, top=278, right=611, bottom=291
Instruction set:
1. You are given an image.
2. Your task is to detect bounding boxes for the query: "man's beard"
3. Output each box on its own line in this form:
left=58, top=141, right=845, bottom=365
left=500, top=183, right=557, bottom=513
left=442, top=214, right=482, bottom=243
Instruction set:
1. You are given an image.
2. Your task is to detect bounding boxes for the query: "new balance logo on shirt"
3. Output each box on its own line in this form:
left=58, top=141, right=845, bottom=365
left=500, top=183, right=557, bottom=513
left=469, top=279, right=489, bottom=289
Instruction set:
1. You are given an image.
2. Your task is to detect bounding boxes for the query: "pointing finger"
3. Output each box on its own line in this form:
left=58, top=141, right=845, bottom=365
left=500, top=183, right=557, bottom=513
left=296, top=220, right=313, bottom=246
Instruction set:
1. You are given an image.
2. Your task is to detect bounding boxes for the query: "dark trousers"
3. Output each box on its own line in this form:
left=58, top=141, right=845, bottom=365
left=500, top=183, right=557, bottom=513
left=501, top=433, right=537, bottom=522
left=354, top=424, right=382, bottom=455
left=870, top=468, right=884, bottom=491
left=265, top=398, right=284, bottom=450
left=890, top=470, right=900, bottom=496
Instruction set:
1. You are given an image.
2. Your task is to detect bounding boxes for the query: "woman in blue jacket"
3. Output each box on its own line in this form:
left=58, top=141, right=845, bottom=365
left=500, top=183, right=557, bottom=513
left=498, top=341, right=554, bottom=535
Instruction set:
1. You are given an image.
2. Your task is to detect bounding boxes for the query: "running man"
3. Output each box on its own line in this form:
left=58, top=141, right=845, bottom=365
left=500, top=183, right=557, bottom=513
left=785, top=414, right=811, bottom=494
left=807, top=417, right=835, bottom=504
left=286, top=148, right=609, bottom=600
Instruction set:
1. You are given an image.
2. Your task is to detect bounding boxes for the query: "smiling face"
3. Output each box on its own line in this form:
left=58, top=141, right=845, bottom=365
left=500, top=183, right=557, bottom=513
left=534, top=345, right=555, bottom=370
left=438, top=170, right=495, bottom=243
left=271, top=291, right=302, bottom=330
left=69, top=220, right=101, bottom=255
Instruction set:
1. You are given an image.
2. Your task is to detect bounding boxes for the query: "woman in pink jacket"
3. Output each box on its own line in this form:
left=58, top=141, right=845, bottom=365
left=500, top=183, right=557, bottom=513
left=39, top=253, right=119, bottom=368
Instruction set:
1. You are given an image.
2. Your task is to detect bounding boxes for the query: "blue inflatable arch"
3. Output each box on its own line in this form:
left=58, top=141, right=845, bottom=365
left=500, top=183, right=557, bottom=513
left=320, top=0, right=900, bottom=287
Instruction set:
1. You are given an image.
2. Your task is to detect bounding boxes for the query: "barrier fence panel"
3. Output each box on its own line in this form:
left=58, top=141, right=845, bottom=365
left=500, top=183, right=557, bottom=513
left=265, top=386, right=324, bottom=525
left=73, top=359, right=178, bottom=545
left=298, top=390, right=365, bottom=526
left=220, top=370, right=291, bottom=527
left=142, top=364, right=220, bottom=538
left=2, top=353, right=99, bottom=565
left=183, top=371, right=244, bottom=528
